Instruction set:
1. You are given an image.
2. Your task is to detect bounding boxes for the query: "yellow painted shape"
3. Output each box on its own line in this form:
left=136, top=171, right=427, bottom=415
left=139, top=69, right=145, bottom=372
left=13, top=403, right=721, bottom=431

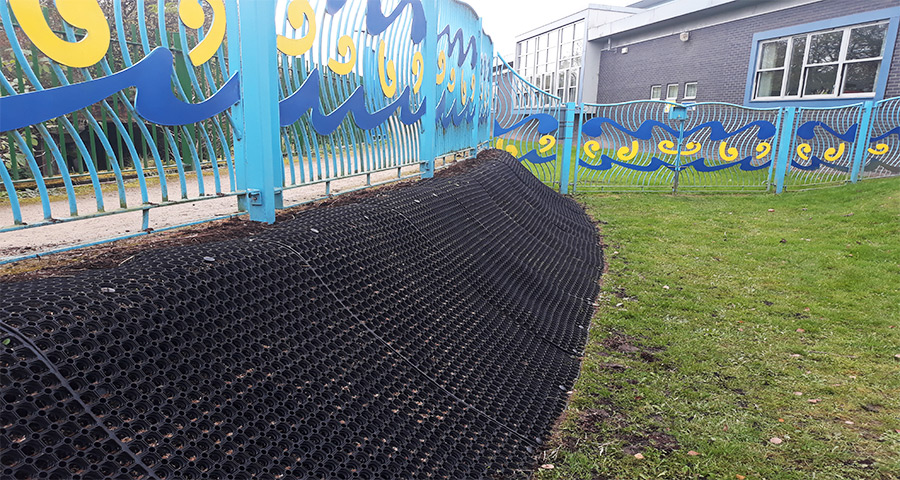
left=470, top=74, right=476, bottom=103
left=683, top=141, right=702, bottom=156
left=436, top=51, right=446, bottom=84
left=378, top=40, right=396, bottom=98
left=179, top=0, right=226, bottom=66
left=755, top=142, right=772, bottom=159
left=718, top=141, right=739, bottom=162
left=539, top=135, right=556, bottom=153
left=460, top=70, right=467, bottom=105
left=411, top=51, right=424, bottom=94
left=823, top=142, right=846, bottom=162
left=9, top=0, right=110, bottom=68
left=658, top=140, right=677, bottom=156
left=327, top=35, right=356, bottom=75
left=447, top=68, right=456, bottom=93
left=277, top=0, right=316, bottom=56
left=495, top=139, right=519, bottom=157
left=797, top=143, right=812, bottom=160
left=618, top=140, right=639, bottom=161
left=868, top=143, right=889, bottom=156
left=583, top=140, right=601, bottom=160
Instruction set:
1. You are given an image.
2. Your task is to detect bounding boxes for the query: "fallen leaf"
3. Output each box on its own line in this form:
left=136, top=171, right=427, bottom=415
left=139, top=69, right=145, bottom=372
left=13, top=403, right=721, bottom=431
left=738, top=328, right=744, bottom=331
left=808, top=398, right=821, bottom=404
left=804, top=307, right=811, bottom=311
left=790, top=354, right=801, bottom=358
left=768, top=209, right=775, bottom=212
left=663, top=285, right=670, bottom=290
left=793, top=392, right=803, bottom=396
left=796, top=328, right=805, bottom=333
left=688, top=450, right=700, bottom=456
left=770, top=437, right=783, bottom=445
left=845, top=421, right=854, bottom=425
left=540, top=464, right=554, bottom=470
left=634, top=453, right=645, bottom=460
left=723, top=424, right=729, bottom=431
left=894, top=354, right=900, bottom=360
left=778, top=418, right=784, bottom=422
left=736, top=475, right=746, bottom=480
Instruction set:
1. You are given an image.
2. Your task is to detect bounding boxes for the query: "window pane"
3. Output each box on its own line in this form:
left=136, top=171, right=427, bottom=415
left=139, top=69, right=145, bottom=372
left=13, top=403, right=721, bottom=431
left=569, top=87, right=576, bottom=101
left=574, top=21, right=584, bottom=36
left=572, top=56, right=582, bottom=67
left=804, top=65, right=838, bottom=95
left=842, top=60, right=880, bottom=94
left=559, top=58, right=570, bottom=69
left=760, top=40, right=787, bottom=69
left=563, top=24, right=574, bottom=41
left=560, top=42, right=572, bottom=59
left=786, top=36, right=806, bottom=96
left=650, top=85, right=661, bottom=100
left=667, top=84, right=678, bottom=99
left=548, top=46, right=557, bottom=66
left=539, top=34, right=547, bottom=50
left=847, top=23, right=887, bottom=60
left=569, top=70, right=578, bottom=89
left=807, top=31, right=842, bottom=64
left=756, top=71, right=784, bottom=97
left=684, top=83, right=697, bottom=98
left=573, top=39, right=583, bottom=57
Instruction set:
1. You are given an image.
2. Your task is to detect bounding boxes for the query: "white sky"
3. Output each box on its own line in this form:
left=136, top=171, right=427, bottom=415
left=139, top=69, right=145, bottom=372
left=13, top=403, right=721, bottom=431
left=464, top=0, right=636, bottom=58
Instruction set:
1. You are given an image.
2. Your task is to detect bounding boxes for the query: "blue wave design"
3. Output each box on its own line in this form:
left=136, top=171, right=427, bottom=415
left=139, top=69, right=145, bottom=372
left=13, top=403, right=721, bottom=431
left=791, top=156, right=850, bottom=172
left=0, top=47, right=239, bottom=132
left=493, top=114, right=559, bottom=136
left=870, top=126, right=900, bottom=142
left=581, top=118, right=776, bottom=141
left=796, top=121, right=858, bottom=142
left=279, top=68, right=424, bottom=134
left=579, top=155, right=771, bottom=172
left=326, top=0, right=425, bottom=44
left=434, top=92, right=476, bottom=128
left=438, top=25, right=477, bottom=68
left=519, top=150, right=555, bottom=164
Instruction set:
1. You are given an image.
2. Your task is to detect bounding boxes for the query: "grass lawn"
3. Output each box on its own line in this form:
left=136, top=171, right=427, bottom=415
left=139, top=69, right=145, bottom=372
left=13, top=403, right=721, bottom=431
left=535, top=177, right=900, bottom=479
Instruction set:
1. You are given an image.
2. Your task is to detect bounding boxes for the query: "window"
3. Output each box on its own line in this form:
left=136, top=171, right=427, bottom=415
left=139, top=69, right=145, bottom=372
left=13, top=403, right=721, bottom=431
left=752, top=21, right=888, bottom=100
left=514, top=20, right=584, bottom=102
left=650, top=85, right=662, bottom=100
left=666, top=83, right=679, bottom=100
left=684, top=82, right=697, bottom=99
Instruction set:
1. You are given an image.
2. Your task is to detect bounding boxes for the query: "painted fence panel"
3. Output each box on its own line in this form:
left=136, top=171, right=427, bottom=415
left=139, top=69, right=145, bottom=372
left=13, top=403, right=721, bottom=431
left=491, top=54, right=900, bottom=193
left=0, top=0, right=493, bottom=240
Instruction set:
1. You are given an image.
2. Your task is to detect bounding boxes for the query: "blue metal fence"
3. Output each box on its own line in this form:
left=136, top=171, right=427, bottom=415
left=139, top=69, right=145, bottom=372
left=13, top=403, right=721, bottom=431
left=0, top=0, right=492, bottom=239
left=491, top=54, right=900, bottom=194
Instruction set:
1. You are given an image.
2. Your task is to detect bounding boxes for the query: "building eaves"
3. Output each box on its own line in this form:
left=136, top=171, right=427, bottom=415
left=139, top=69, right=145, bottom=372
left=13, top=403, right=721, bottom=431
left=589, top=0, right=740, bottom=40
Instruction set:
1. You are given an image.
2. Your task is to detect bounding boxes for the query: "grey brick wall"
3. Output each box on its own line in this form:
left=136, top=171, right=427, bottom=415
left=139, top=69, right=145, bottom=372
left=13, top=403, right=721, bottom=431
left=595, top=0, right=900, bottom=104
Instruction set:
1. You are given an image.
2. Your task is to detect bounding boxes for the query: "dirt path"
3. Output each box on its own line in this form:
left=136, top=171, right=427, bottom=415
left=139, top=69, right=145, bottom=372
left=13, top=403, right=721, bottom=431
left=0, top=163, right=422, bottom=261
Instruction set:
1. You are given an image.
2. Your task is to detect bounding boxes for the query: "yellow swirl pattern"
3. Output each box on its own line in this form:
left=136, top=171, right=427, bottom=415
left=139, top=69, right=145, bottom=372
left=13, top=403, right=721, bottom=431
left=868, top=143, right=889, bottom=156
left=460, top=70, right=467, bottom=105
left=538, top=135, right=556, bottom=153
left=447, top=68, right=456, bottom=93
left=377, top=41, right=396, bottom=98
left=277, top=0, right=316, bottom=56
left=436, top=51, right=446, bottom=84
left=755, top=142, right=772, bottom=159
left=797, top=143, right=812, bottom=161
left=658, top=140, right=677, bottom=156
left=9, top=0, right=110, bottom=68
left=327, top=35, right=356, bottom=75
left=618, top=141, right=639, bottom=161
left=178, top=0, right=226, bottom=66
left=583, top=140, right=601, bottom=159
left=823, top=143, right=846, bottom=162
left=718, top=141, right=739, bottom=162
left=411, top=51, right=424, bottom=94
left=683, top=142, right=702, bottom=156
left=495, top=139, right=519, bottom=157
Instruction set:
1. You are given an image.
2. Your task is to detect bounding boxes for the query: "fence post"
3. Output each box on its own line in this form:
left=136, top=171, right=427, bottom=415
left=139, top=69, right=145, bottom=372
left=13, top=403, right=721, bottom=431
left=471, top=19, right=483, bottom=155
left=419, top=0, right=438, bottom=178
left=559, top=102, right=577, bottom=194
left=774, top=106, right=796, bottom=194
left=850, top=101, right=874, bottom=183
left=227, top=0, right=281, bottom=223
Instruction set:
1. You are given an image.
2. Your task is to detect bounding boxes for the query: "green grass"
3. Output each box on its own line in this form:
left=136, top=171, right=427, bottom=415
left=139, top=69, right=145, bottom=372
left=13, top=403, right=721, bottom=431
left=535, top=177, right=900, bottom=480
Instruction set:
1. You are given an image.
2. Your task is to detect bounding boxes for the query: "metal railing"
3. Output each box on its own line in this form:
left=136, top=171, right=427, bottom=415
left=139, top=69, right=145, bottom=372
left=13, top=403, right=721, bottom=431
left=0, top=0, right=493, bottom=242
left=491, top=55, right=900, bottom=194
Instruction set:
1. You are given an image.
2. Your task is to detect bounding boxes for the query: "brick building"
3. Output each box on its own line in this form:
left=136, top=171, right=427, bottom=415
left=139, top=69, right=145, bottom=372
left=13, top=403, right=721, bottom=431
left=513, top=0, right=900, bottom=106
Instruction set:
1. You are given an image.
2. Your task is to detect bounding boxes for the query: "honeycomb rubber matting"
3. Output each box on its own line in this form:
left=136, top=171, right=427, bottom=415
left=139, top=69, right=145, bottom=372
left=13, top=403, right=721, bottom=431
left=1, top=150, right=604, bottom=479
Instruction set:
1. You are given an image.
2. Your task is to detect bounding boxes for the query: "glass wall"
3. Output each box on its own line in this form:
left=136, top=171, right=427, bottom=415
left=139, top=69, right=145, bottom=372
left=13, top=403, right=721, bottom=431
left=515, top=20, right=584, bottom=103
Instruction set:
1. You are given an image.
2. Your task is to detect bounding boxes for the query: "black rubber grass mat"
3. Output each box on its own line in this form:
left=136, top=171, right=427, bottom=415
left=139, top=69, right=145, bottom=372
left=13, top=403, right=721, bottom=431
left=0, top=150, right=603, bottom=479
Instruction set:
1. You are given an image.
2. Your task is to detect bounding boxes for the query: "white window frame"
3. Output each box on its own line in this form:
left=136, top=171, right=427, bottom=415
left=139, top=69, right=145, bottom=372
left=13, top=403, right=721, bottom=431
left=752, top=20, right=888, bottom=101
left=684, top=82, right=697, bottom=99
left=666, top=83, right=679, bottom=101
left=650, top=85, right=662, bottom=100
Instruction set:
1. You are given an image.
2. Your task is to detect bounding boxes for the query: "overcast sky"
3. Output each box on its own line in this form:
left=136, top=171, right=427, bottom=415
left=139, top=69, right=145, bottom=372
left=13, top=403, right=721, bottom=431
left=463, top=0, right=636, bottom=58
